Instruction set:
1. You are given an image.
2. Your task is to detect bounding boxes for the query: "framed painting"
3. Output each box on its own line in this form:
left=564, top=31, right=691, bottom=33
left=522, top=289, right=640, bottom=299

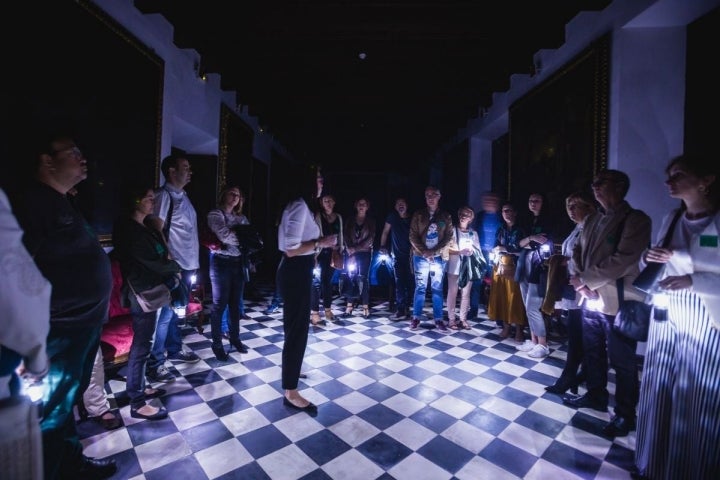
left=2, top=1, right=164, bottom=244
left=508, top=34, right=609, bottom=236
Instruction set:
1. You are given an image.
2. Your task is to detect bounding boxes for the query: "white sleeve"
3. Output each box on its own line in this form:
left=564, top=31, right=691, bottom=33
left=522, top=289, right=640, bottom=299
left=0, top=190, right=51, bottom=375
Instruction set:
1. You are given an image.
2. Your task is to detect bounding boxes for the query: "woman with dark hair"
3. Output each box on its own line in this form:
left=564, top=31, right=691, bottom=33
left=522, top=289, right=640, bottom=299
left=515, top=192, right=555, bottom=357
left=342, top=197, right=376, bottom=318
left=487, top=202, right=528, bottom=343
left=207, top=186, right=251, bottom=360
left=277, top=171, right=337, bottom=412
left=310, top=191, right=343, bottom=324
left=113, top=184, right=180, bottom=420
left=634, top=153, right=720, bottom=480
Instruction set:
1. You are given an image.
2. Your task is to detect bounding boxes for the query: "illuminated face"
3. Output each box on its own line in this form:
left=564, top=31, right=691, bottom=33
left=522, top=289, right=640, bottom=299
left=137, top=189, right=155, bottom=216
left=321, top=195, right=336, bottom=212
left=425, top=188, right=440, bottom=208
left=48, top=140, right=87, bottom=188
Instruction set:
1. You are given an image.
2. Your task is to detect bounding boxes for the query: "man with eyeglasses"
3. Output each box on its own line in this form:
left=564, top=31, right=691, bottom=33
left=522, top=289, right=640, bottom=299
left=564, top=169, right=651, bottom=438
left=145, top=154, right=201, bottom=383
left=11, top=132, right=117, bottom=478
left=408, top=185, right=454, bottom=332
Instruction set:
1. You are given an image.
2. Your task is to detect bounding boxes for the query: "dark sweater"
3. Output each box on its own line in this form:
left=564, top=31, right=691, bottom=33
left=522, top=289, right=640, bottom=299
left=111, top=216, right=181, bottom=309
left=14, top=181, right=112, bottom=327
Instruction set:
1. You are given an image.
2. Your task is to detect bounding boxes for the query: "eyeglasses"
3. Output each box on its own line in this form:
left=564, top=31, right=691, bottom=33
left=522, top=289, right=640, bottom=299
left=591, top=178, right=610, bottom=188
left=51, top=146, right=83, bottom=159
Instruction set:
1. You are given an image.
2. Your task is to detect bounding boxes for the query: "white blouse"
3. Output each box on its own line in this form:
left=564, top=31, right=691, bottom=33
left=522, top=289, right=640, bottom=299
left=278, top=198, right=320, bottom=255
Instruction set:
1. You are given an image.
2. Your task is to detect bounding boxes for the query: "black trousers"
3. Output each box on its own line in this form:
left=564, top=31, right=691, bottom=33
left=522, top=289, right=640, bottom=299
left=278, top=254, right=314, bottom=390
left=581, top=307, right=639, bottom=418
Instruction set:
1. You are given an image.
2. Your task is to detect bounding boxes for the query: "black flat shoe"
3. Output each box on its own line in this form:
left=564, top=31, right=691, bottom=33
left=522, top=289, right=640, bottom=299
left=77, top=455, right=117, bottom=479
left=229, top=339, right=248, bottom=354
left=602, top=415, right=636, bottom=437
left=131, top=405, right=168, bottom=420
left=282, top=396, right=317, bottom=412
left=212, top=345, right=229, bottom=360
left=562, top=393, right=608, bottom=412
left=90, top=411, right=122, bottom=431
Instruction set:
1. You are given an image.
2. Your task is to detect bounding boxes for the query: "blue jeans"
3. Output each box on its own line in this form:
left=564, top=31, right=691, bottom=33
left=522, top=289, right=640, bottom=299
left=393, top=253, right=414, bottom=313
left=127, top=309, right=157, bottom=408
left=147, top=269, right=193, bottom=370
left=209, top=253, right=246, bottom=346
left=412, top=255, right=446, bottom=320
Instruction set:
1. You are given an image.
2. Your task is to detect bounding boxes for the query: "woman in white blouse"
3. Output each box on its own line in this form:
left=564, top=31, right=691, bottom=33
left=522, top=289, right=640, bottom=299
left=634, top=153, right=720, bottom=480
left=277, top=183, right=337, bottom=412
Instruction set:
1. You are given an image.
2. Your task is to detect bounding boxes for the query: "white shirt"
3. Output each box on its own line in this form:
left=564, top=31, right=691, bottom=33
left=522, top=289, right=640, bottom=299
left=278, top=198, right=320, bottom=255
left=154, top=184, right=199, bottom=270
left=0, top=189, right=51, bottom=399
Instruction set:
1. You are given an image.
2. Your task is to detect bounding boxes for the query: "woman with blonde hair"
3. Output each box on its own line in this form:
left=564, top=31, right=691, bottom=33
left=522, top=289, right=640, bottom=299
left=206, top=186, right=251, bottom=360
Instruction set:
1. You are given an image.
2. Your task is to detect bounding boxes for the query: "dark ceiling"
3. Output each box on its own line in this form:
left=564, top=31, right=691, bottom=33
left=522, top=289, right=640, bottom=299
left=134, top=0, right=612, bottom=172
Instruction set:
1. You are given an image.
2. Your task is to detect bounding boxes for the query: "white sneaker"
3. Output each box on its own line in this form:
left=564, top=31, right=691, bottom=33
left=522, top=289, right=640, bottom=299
left=528, top=344, right=550, bottom=358
left=516, top=340, right=535, bottom=352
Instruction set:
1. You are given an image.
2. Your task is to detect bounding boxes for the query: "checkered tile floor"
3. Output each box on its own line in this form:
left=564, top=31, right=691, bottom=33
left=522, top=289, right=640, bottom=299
left=78, top=285, right=637, bottom=479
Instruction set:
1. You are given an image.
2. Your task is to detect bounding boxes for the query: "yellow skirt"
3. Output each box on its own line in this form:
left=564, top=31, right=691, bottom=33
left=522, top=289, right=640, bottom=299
left=487, top=265, right=528, bottom=326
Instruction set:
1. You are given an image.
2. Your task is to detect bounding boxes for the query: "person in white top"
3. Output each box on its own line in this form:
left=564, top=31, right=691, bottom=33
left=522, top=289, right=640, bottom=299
left=446, top=206, right=481, bottom=330
left=0, top=188, right=50, bottom=400
left=277, top=181, right=337, bottom=413
left=635, top=153, right=720, bottom=479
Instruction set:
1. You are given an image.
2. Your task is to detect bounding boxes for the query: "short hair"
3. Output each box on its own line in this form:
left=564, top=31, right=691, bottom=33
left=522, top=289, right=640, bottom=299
left=597, top=169, right=630, bottom=197
left=160, top=153, right=187, bottom=180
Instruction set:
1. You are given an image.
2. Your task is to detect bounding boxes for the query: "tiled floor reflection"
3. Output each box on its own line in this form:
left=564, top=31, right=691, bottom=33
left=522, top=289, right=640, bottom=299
left=79, top=285, right=637, bottom=479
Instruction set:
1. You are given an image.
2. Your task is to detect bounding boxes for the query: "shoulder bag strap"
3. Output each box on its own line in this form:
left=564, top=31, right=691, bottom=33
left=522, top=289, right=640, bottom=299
left=162, top=188, right=173, bottom=238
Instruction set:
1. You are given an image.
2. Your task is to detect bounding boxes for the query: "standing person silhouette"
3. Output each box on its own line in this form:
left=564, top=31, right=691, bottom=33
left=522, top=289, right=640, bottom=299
left=380, top=197, right=414, bottom=321
left=408, top=185, right=454, bottom=332
left=12, top=132, right=116, bottom=479
left=146, top=154, right=201, bottom=383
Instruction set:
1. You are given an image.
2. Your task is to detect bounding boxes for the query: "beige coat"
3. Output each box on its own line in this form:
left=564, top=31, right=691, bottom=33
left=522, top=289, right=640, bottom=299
left=572, top=201, right=651, bottom=315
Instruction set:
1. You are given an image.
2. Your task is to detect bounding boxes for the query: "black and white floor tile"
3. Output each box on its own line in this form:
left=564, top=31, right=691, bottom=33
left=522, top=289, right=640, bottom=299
left=78, top=286, right=638, bottom=479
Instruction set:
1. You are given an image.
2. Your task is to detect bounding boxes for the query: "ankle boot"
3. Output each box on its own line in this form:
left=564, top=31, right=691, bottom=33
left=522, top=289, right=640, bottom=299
left=212, top=345, right=229, bottom=361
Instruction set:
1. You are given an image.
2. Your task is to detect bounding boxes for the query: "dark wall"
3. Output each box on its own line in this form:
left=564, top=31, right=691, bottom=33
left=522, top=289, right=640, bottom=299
left=1, top=1, right=162, bottom=239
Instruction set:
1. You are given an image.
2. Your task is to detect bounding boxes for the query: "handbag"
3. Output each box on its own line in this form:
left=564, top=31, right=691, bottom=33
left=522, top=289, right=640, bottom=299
left=128, top=281, right=171, bottom=313
left=632, top=209, right=683, bottom=294
left=614, top=278, right=651, bottom=342
left=330, top=249, right=344, bottom=270
left=496, top=253, right=516, bottom=279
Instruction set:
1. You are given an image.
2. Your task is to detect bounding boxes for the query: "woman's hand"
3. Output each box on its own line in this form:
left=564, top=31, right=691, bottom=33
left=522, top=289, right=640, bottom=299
left=658, top=274, right=692, bottom=291
left=318, top=234, right=338, bottom=249
left=645, top=247, right=673, bottom=264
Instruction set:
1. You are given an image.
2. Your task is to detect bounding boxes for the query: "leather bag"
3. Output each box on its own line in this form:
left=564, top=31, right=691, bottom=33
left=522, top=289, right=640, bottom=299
left=330, top=249, right=344, bottom=270
left=613, top=278, right=651, bottom=342
left=496, top=253, right=516, bottom=279
left=129, top=282, right=171, bottom=313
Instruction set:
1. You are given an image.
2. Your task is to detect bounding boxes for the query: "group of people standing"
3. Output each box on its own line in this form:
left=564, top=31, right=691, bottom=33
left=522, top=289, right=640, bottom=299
left=2, top=134, right=718, bottom=479
left=481, top=157, right=719, bottom=480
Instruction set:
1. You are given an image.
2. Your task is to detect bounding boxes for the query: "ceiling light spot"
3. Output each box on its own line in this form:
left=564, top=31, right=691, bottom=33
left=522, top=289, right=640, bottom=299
left=358, top=52, right=366, bottom=60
